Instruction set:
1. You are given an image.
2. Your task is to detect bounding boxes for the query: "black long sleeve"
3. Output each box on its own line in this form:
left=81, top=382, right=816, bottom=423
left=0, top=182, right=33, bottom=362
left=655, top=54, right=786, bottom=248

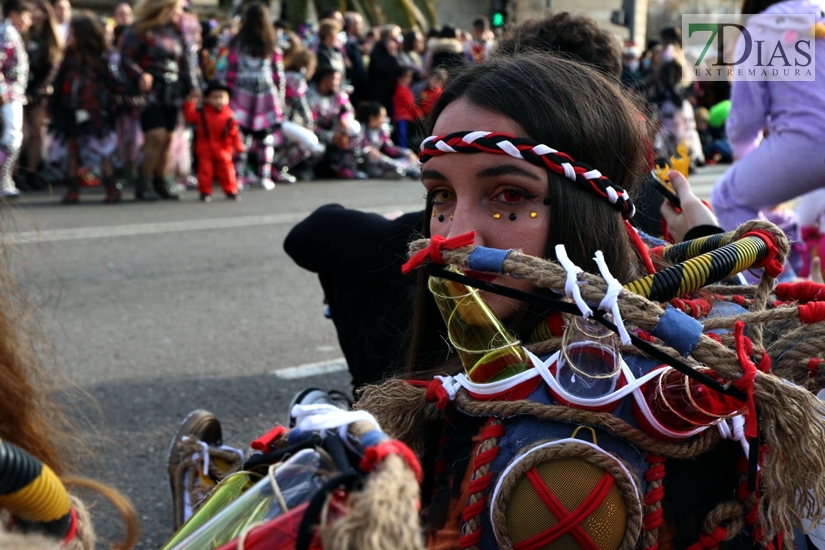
left=284, top=204, right=424, bottom=283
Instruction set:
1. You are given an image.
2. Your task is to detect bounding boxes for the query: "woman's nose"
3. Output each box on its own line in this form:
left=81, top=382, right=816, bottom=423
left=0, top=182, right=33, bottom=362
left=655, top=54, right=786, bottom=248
left=445, top=201, right=485, bottom=248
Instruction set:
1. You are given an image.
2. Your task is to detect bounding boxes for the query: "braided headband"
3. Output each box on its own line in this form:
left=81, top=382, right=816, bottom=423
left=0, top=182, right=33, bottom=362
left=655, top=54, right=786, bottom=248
left=419, top=131, right=635, bottom=219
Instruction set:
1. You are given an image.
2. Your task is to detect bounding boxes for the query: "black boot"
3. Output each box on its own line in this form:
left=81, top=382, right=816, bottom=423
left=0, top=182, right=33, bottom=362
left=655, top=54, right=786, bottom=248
left=153, top=176, right=179, bottom=200
left=61, top=177, right=80, bottom=204
left=135, top=176, right=159, bottom=201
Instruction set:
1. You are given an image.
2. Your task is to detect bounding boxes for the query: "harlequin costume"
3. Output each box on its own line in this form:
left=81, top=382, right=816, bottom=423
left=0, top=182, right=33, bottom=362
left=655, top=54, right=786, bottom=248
left=353, top=131, right=825, bottom=550
left=119, top=23, right=196, bottom=199
left=359, top=124, right=419, bottom=179
left=182, top=82, right=244, bottom=200
left=49, top=52, right=121, bottom=203
left=280, top=70, right=318, bottom=172
left=0, top=18, right=28, bottom=199
left=221, top=44, right=291, bottom=187
left=306, top=83, right=361, bottom=179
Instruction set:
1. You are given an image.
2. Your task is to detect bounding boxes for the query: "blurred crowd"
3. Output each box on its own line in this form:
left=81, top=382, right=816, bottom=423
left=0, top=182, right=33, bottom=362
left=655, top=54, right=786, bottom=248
left=621, top=26, right=733, bottom=168
left=0, top=0, right=733, bottom=204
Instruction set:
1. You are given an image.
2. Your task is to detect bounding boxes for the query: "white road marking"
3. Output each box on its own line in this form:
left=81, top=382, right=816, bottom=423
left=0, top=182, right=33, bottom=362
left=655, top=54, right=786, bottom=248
left=8, top=203, right=424, bottom=244
left=272, top=357, right=348, bottom=379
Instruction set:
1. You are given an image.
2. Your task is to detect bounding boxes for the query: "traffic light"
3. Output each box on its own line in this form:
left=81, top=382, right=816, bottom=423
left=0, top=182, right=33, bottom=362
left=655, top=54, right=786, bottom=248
left=492, top=11, right=505, bottom=27
left=491, top=0, right=507, bottom=27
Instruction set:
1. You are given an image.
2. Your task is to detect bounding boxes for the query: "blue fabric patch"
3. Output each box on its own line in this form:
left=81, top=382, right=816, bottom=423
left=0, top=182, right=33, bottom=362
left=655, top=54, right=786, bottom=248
left=467, top=246, right=510, bottom=274
left=651, top=306, right=704, bottom=357
left=360, top=429, right=387, bottom=448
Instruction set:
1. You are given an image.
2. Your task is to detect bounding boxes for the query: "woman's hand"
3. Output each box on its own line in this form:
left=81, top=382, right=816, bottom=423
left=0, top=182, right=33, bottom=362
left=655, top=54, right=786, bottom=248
left=138, top=73, right=153, bottom=93
left=660, top=170, right=720, bottom=242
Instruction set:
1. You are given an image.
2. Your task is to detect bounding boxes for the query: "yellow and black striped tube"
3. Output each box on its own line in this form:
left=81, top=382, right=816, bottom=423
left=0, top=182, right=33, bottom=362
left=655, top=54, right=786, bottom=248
left=625, top=236, right=768, bottom=302
left=0, top=438, right=73, bottom=539
left=653, top=231, right=737, bottom=264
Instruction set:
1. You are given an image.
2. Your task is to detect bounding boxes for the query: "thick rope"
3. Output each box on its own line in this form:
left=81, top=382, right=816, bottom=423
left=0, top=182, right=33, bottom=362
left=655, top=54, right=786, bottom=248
left=686, top=501, right=747, bottom=550
left=322, top=455, right=424, bottom=550
left=454, top=391, right=719, bottom=459
left=460, top=419, right=503, bottom=550
left=640, top=455, right=666, bottom=550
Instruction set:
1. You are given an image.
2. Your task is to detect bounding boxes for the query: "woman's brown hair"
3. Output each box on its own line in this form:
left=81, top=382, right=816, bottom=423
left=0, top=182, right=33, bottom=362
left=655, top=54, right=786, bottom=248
left=132, top=0, right=177, bottom=34
left=67, top=12, right=106, bottom=66
left=0, top=216, right=141, bottom=547
left=229, top=1, right=275, bottom=59
left=31, top=0, right=62, bottom=65
left=406, top=53, right=649, bottom=374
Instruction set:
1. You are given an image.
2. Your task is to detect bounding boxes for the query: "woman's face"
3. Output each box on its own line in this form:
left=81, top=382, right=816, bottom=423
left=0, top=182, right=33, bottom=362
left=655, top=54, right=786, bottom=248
left=31, top=4, right=45, bottom=29
left=422, top=98, right=551, bottom=321
left=166, top=1, right=183, bottom=25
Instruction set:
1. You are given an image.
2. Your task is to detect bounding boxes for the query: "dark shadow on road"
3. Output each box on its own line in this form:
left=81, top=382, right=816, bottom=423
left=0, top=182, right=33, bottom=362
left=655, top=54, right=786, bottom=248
left=68, top=369, right=351, bottom=549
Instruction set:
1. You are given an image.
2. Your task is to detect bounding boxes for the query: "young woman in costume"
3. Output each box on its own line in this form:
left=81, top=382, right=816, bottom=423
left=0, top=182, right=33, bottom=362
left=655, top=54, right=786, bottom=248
left=220, top=1, right=292, bottom=189
left=119, top=0, right=197, bottom=201
left=49, top=13, right=121, bottom=204
left=352, top=52, right=825, bottom=550
left=20, top=0, right=61, bottom=189
left=165, top=50, right=825, bottom=550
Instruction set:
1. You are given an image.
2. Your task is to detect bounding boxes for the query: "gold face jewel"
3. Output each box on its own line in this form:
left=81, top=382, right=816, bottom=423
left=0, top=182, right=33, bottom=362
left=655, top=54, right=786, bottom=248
left=493, top=212, right=501, bottom=219
left=530, top=212, right=538, bottom=218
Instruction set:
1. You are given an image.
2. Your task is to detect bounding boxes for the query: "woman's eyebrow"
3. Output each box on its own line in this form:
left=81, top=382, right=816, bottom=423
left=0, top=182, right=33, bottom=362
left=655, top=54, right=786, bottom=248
left=476, top=164, right=542, bottom=181
left=421, top=169, right=448, bottom=180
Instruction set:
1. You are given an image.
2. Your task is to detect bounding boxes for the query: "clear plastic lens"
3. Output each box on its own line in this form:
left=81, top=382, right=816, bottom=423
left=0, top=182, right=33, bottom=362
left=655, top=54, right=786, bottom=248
left=557, top=315, right=621, bottom=398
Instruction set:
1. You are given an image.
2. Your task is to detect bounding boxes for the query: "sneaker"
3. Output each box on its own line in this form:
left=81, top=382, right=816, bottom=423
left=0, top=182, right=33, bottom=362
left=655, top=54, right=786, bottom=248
left=273, top=170, right=297, bottom=184
left=200, top=193, right=212, bottom=203
left=336, top=168, right=356, bottom=180
left=260, top=178, right=276, bottom=191
left=185, top=176, right=199, bottom=190
left=167, top=410, right=244, bottom=530
left=354, top=170, right=369, bottom=180
left=0, top=186, right=20, bottom=200
left=288, top=388, right=351, bottom=428
left=226, top=193, right=241, bottom=202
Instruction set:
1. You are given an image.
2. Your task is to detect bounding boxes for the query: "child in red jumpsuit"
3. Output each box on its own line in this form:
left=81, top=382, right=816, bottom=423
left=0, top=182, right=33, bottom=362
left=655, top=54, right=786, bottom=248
left=183, top=80, right=244, bottom=202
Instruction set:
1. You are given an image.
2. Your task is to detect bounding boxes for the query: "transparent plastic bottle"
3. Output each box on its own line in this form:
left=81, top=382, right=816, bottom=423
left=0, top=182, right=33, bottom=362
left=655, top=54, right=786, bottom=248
left=168, top=449, right=337, bottom=550
left=428, top=269, right=530, bottom=382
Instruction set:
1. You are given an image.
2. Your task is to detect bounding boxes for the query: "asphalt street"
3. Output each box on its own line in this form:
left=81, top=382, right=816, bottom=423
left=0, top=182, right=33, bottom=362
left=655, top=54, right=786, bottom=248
left=3, top=164, right=726, bottom=549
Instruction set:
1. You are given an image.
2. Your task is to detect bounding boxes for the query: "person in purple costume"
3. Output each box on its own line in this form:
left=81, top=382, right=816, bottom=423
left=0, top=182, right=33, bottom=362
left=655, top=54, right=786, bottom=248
left=710, top=0, right=825, bottom=230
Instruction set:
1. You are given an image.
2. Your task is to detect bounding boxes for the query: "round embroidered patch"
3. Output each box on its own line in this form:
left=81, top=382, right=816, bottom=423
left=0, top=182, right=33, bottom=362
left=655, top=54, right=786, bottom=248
left=490, top=438, right=642, bottom=550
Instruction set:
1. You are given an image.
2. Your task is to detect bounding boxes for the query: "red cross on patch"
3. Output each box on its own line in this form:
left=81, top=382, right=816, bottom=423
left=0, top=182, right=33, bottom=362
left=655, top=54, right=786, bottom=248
left=512, top=468, right=616, bottom=550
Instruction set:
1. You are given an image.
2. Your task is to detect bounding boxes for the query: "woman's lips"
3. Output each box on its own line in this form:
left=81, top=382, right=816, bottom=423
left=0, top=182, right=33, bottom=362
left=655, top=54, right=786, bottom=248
left=463, top=270, right=497, bottom=283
